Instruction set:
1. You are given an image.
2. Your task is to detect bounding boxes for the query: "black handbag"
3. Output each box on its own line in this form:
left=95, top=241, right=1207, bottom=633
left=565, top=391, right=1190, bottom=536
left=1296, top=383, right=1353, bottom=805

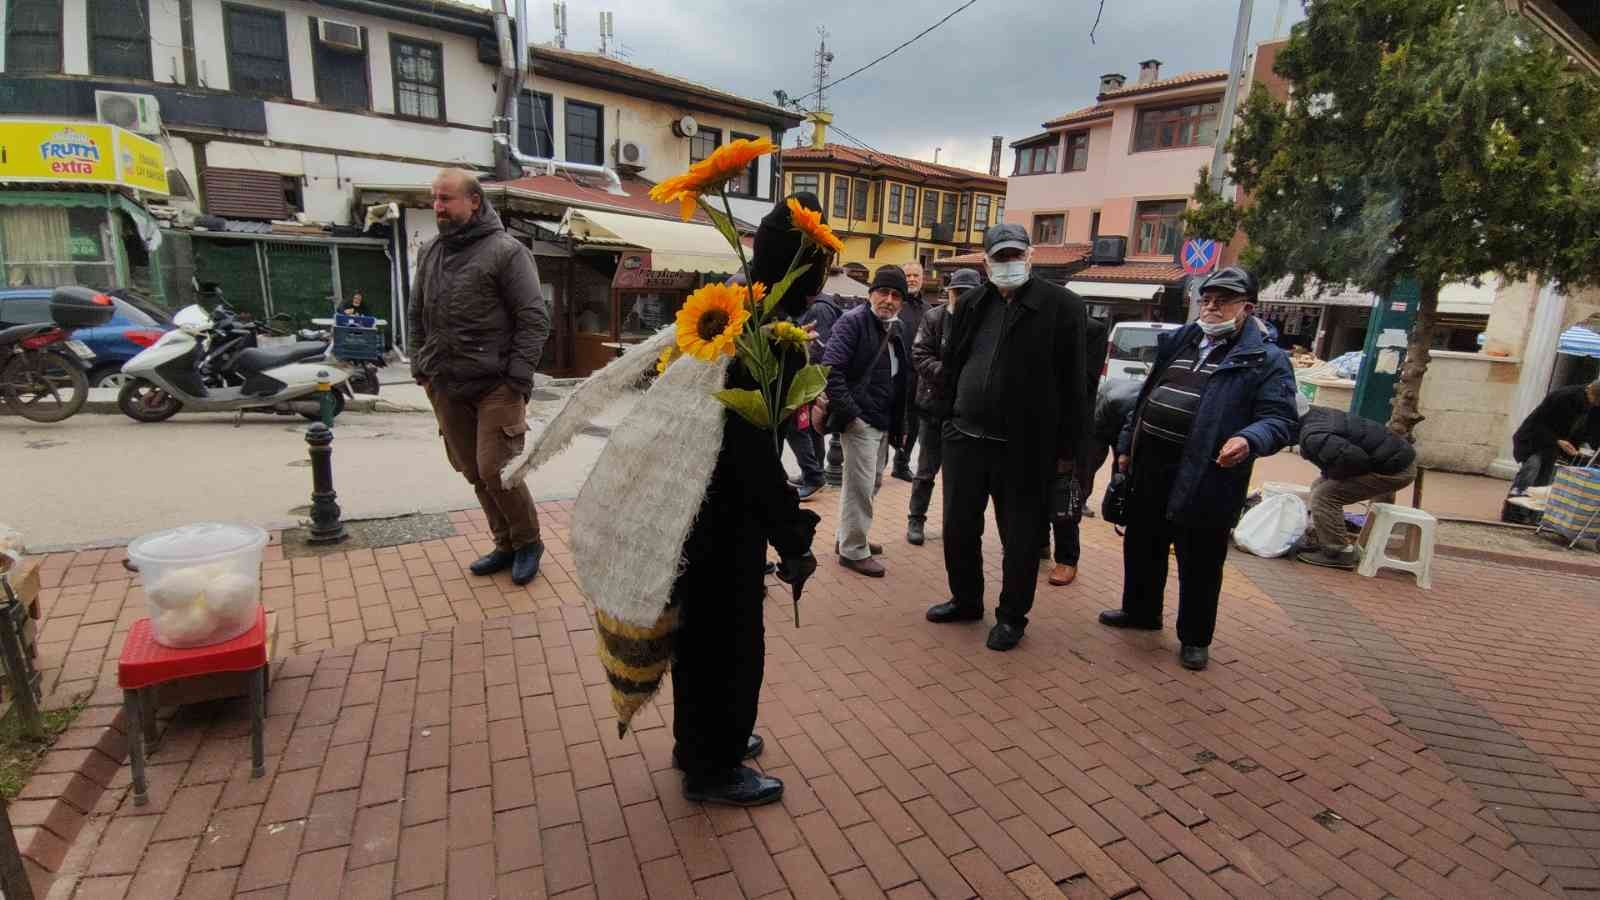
left=1100, top=472, right=1130, bottom=527
left=1050, top=472, right=1082, bottom=524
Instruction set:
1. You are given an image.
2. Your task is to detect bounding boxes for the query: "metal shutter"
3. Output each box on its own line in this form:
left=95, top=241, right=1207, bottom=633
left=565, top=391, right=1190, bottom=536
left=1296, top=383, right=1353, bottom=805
left=202, top=168, right=289, bottom=221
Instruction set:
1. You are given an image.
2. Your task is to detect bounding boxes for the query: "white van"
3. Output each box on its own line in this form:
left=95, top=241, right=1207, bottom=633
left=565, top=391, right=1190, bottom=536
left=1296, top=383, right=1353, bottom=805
left=1101, top=321, right=1183, bottom=387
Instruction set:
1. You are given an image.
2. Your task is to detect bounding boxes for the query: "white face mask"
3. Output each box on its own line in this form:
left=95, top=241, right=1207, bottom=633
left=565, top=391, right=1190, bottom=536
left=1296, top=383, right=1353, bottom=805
left=1198, top=317, right=1239, bottom=337
left=989, top=260, right=1030, bottom=289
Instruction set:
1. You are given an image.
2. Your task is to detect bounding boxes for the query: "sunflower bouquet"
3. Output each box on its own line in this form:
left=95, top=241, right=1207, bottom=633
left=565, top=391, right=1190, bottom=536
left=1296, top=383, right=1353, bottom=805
left=649, top=138, right=842, bottom=448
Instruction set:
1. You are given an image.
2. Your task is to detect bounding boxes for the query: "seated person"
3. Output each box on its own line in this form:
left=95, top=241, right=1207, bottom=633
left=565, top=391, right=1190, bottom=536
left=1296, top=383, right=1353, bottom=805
left=1509, top=379, right=1600, bottom=496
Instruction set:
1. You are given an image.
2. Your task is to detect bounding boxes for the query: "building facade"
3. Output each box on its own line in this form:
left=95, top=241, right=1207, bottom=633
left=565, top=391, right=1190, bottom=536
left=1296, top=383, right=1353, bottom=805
left=779, top=130, right=1006, bottom=278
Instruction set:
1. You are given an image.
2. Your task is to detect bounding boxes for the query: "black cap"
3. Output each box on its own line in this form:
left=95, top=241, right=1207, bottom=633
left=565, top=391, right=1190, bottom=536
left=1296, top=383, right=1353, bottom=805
left=983, top=223, right=1030, bottom=256
left=869, top=264, right=908, bottom=298
left=947, top=268, right=982, bottom=290
left=1199, top=266, right=1258, bottom=300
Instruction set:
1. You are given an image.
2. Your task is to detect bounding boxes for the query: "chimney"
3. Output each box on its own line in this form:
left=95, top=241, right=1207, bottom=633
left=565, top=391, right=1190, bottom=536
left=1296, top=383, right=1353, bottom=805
left=806, top=110, right=833, bottom=150
left=1138, top=59, right=1162, bottom=85
left=989, top=136, right=1002, bottom=176
left=1098, top=72, right=1126, bottom=94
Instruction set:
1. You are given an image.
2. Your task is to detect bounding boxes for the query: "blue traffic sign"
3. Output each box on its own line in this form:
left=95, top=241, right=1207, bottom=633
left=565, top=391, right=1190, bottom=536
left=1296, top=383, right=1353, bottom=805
left=1181, top=239, right=1220, bottom=276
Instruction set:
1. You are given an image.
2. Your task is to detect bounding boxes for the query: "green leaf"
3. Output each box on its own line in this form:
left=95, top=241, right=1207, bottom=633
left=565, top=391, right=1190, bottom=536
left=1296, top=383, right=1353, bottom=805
left=780, top=364, right=829, bottom=421
left=714, top=388, right=771, bottom=428
left=760, top=263, right=812, bottom=320
left=735, top=327, right=778, bottom=387
left=701, top=202, right=741, bottom=250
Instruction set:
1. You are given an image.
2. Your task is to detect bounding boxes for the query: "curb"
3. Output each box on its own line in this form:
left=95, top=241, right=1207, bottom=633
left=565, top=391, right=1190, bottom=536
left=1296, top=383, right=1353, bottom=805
left=77, top=394, right=430, bottom=415
left=1435, top=541, right=1600, bottom=578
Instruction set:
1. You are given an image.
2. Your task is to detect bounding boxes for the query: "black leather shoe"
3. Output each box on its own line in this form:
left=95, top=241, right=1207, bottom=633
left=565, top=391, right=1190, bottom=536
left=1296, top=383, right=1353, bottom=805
left=1180, top=645, right=1209, bottom=671
left=469, top=549, right=515, bottom=577
left=907, top=518, right=925, bottom=545
left=510, top=541, right=544, bottom=586
left=926, top=600, right=983, bottom=623
left=684, top=765, right=784, bottom=807
left=987, top=622, right=1024, bottom=651
left=1098, top=610, right=1162, bottom=630
left=673, top=734, right=765, bottom=770
left=892, top=464, right=915, bottom=482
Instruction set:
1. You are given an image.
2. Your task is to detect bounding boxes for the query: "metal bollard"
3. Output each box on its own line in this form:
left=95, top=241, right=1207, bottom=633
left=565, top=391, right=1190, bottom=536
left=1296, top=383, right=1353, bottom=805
left=305, top=423, right=347, bottom=544
left=824, top=434, right=844, bottom=487
left=316, top=370, right=335, bottom=428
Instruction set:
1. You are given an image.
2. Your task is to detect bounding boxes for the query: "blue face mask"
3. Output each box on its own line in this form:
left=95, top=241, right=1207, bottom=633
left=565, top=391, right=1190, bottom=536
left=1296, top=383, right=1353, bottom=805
left=989, top=260, right=1030, bottom=289
left=1198, top=317, right=1239, bottom=337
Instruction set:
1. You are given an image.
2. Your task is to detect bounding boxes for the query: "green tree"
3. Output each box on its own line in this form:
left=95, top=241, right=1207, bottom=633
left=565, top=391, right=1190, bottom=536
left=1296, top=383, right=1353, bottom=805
left=1203, top=0, right=1600, bottom=436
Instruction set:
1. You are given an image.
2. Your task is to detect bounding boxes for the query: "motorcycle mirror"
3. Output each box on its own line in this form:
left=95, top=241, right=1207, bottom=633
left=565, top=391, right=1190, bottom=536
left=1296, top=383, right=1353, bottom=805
left=173, top=304, right=212, bottom=333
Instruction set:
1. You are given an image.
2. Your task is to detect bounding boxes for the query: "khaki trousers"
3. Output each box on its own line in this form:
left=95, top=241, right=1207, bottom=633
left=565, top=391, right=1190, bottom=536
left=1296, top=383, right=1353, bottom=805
left=429, top=383, right=542, bottom=551
left=1309, top=462, right=1417, bottom=549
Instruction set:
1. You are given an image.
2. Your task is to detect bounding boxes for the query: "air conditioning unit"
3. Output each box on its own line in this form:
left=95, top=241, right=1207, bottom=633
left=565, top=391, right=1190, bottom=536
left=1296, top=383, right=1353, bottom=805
left=1091, top=235, right=1127, bottom=265
left=613, top=139, right=648, bottom=171
left=95, top=90, right=161, bottom=135
left=317, top=18, right=363, bottom=52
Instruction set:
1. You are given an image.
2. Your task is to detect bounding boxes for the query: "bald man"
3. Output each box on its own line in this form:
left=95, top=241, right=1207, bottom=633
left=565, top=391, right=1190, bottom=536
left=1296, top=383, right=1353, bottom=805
left=408, top=169, right=552, bottom=586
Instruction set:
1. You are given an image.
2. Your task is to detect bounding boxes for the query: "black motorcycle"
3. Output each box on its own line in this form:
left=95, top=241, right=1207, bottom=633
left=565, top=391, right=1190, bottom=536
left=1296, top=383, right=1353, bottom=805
left=0, top=286, right=113, bottom=423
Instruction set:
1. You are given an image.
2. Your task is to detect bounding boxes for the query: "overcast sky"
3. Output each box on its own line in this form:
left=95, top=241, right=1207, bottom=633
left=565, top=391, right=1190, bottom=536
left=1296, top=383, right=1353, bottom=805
left=474, top=0, right=1305, bottom=173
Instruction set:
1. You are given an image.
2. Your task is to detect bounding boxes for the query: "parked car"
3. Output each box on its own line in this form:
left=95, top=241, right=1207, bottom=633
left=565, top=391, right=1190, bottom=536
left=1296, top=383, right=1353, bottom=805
left=1101, top=320, right=1183, bottom=388
left=0, top=287, right=174, bottom=388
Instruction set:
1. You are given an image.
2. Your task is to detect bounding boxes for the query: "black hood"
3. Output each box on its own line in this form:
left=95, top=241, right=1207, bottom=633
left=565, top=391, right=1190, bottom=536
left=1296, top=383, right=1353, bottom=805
left=440, top=202, right=504, bottom=251
left=750, top=192, right=831, bottom=317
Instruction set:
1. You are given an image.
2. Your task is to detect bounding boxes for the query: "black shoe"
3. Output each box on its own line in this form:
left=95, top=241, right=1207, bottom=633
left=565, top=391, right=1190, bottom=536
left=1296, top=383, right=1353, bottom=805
left=469, top=549, right=515, bottom=577
left=684, top=765, right=784, bottom=807
left=926, top=600, right=983, bottom=623
left=1297, top=546, right=1358, bottom=570
left=1097, top=609, right=1162, bottom=630
left=907, top=518, right=925, bottom=545
left=1180, top=645, right=1209, bottom=671
left=673, top=734, right=765, bottom=770
left=796, top=482, right=822, bottom=501
left=891, top=464, right=915, bottom=482
left=510, top=541, right=544, bottom=586
left=986, top=623, right=1024, bottom=651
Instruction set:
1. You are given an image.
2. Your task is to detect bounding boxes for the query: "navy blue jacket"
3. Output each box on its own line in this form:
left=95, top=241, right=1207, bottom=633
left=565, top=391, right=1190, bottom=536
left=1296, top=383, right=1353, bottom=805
left=1118, top=319, right=1299, bottom=528
left=822, top=303, right=907, bottom=436
left=798, top=293, right=844, bottom=364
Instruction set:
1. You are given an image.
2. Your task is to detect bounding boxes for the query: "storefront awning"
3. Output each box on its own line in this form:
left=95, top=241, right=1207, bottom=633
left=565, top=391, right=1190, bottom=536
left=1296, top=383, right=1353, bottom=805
left=1065, top=281, right=1166, bottom=301
left=1558, top=324, right=1600, bottom=359
left=561, top=208, right=741, bottom=274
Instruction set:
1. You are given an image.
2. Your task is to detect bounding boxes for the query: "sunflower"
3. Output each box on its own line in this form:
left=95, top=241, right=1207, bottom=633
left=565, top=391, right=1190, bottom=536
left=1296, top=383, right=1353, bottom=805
left=650, top=138, right=777, bottom=221
left=675, top=283, right=753, bottom=360
left=768, top=320, right=812, bottom=349
left=787, top=197, right=845, bottom=254
left=655, top=344, right=680, bottom=375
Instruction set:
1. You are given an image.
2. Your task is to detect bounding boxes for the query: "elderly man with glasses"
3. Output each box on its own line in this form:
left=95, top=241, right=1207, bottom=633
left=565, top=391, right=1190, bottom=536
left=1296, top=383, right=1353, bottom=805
left=1098, top=267, right=1299, bottom=671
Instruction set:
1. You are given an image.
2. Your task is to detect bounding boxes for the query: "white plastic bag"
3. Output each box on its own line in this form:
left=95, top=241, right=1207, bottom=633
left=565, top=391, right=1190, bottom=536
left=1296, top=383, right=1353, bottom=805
left=1233, top=493, right=1308, bottom=558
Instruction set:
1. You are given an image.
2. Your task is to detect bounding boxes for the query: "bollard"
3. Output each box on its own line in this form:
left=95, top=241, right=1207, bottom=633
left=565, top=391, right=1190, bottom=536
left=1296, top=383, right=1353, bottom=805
left=824, top=434, right=844, bottom=487
left=305, top=423, right=347, bottom=544
left=316, top=370, right=335, bottom=428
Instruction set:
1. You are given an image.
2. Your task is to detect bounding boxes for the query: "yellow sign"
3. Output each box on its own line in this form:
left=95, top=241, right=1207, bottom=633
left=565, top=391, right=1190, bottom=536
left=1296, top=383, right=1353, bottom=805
left=0, top=119, right=168, bottom=195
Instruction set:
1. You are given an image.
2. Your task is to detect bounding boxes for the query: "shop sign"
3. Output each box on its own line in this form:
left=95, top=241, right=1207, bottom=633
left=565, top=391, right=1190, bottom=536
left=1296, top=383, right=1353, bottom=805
left=0, top=120, right=169, bottom=195
left=613, top=250, right=699, bottom=290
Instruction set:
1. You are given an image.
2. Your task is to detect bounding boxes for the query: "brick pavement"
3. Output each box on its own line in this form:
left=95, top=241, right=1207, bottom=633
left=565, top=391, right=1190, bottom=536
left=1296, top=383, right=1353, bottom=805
left=20, top=476, right=1599, bottom=898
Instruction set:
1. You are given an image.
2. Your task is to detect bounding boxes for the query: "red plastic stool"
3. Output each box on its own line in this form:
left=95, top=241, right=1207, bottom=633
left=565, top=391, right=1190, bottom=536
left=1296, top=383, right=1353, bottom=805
left=117, top=606, right=268, bottom=806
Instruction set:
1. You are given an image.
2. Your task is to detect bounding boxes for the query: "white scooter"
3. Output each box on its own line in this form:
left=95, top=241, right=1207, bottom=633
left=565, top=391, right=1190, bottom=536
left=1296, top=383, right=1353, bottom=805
left=116, top=304, right=352, bottom=423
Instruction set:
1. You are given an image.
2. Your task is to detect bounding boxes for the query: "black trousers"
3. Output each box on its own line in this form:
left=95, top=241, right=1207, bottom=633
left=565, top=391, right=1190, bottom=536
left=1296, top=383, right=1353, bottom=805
left=942, top=427, right=1047, bottom=627
left=907, top=415, right=945, bottom=521
left=786, top=420, right=825, bottom=487
left=1118, top=442, right=1230, bottom=647
left=893, top=410, right=920, bottom=471
left=671, top=567, right=763, bottom=777
left=1511, top=450, right=1556, bottom=493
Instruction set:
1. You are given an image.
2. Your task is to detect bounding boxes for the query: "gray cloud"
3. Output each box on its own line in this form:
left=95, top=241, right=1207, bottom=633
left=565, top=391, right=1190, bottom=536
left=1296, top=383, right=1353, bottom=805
left=481, top=0, right=1304, bottom=172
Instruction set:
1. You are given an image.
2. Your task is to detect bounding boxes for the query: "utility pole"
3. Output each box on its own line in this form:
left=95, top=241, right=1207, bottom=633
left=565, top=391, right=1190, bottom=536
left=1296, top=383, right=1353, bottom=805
left=813, top=28, right=833, bottom=114
left=1208, top=0, right=1254, bottom=197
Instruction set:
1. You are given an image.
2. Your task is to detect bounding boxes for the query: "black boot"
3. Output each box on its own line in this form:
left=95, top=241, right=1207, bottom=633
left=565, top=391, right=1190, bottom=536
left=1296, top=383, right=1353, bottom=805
left=1180, top=645, right=1209, bottom=670
left=986, top=622, right=1025, bottom=651
left=511, top=541, right=545, bottom=586
left=926, top=600, right=983, bottom=623
left=469, top=549, right=515, bottom=577
left=684, top=765, right=784, bottom=807
left=907, top=517, right=925, bottom=545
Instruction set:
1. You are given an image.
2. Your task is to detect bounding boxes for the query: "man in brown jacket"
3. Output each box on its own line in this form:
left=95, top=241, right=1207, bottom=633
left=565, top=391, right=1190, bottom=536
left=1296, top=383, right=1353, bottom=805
left=408, top=169, right=551, bottom=586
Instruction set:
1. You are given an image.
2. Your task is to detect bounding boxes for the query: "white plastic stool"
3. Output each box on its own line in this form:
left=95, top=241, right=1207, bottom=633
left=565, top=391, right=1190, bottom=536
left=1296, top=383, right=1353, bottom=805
left=1356, top=502, right=1436, bottom=589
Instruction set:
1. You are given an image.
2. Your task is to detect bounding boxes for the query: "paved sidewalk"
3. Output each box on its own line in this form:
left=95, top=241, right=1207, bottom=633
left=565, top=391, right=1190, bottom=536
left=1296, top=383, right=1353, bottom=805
left=20, top=476, right=1600, bottom=898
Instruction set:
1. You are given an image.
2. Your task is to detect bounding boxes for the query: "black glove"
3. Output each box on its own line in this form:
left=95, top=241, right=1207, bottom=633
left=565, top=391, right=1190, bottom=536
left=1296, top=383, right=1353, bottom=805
left=775, top=551, right=817, bottom=626
left=506, top=375, right=533, bottom=401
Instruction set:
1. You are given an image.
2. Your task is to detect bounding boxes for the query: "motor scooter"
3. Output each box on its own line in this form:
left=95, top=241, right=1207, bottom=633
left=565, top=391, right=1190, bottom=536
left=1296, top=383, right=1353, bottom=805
left=116, top=304, right=351, bottom=422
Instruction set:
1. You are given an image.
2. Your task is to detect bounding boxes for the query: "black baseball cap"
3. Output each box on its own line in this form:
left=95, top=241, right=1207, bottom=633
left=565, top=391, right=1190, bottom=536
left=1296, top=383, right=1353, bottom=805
left=984, top=223, right=1030, bottom=256
left=946, top=268, right=982, bottom=290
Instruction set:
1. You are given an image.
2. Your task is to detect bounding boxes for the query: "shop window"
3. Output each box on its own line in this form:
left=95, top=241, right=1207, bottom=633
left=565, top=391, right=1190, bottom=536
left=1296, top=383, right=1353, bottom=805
left=565, top=100, right=604, bottom=165
left=620, top=292, right=684, bottom=340
left=90, top=0, right=151, bottom=79
left=225, top=4, right=291, bottom=97
left=5, top=0, right=62, bottom=73
left=392, top=36, right=445, bottom=120
left=517, top=91, right=555, bottom=157
left=0, top=206, right=116, bottom=288
left=311, top=17, right=369, bottom=109
left=574, top=289, right=612, bottom=335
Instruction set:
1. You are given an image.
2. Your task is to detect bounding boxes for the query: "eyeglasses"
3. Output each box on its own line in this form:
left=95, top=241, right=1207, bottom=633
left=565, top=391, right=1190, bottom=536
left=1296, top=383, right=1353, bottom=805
left=1197, top=294, right=1248, bottom=309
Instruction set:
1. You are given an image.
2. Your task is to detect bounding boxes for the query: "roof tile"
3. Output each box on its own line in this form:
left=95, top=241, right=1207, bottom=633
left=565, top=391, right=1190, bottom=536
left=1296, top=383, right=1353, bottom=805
left=931, top=244, right=1093, bottom=268
left=780, top=144, right=1006, bottom=190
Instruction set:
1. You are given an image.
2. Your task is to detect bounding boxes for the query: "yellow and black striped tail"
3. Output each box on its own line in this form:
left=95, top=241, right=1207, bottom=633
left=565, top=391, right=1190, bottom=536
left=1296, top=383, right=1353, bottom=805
left=594, top=606, right=680, bottom=738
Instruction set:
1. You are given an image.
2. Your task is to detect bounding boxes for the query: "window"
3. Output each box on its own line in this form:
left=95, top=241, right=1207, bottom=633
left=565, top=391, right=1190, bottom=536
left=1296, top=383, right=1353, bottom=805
left=0, top=207, right=117, bottom=289
left=392, top=36, right=445, bottom=120
left=1134, top=100, right=1221, bottom=151
left=905, top=188, right=918, bottom=229
left=888, top=184, right=902, bottom=224
left=311, top=18, right=369, bottom=109
left=958, top=193, right=970, bottom=230
left=517, top=91, right=554, bottom=157
left=791, top=173, right=819, bottom=197
left=832, top=179, right=850, bottom=220
left=5, top=0, right=62, bottom=73
left=1014, top=142, right=1059, bottom=175
left=1033, top=214, right=1065, bottom=245
left=995, top=199, right=1004, bottom=224
left=224, top=4, right=291, bottom=97
left=1135, top=200, right=1188, bottom=255
left=90, top=0, right=151, bottom=79
left=853, top=179, right=869, bottom=220
left=727, top=132, right=761, bottom=196
left=973, top=196, right=991, bottom=232
left=922, top=190, right=938, bottom=227
left=941, top=193, right=956, bottom=224
left=689, top=126, right=721, bottom=166
left=564, top=100, right=603, bottom=165
left=1065, top=133, right=1089, bottom=172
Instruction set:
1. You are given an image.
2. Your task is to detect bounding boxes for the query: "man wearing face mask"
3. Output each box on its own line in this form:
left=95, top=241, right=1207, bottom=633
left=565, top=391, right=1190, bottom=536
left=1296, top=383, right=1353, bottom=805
left=822, top=265, right=911, bottom=577
left=1100, top=266, right=1298, bottom=671
left=926, top=224, right=1088, bottom=651
left=888, top=262, right=931, bottom=482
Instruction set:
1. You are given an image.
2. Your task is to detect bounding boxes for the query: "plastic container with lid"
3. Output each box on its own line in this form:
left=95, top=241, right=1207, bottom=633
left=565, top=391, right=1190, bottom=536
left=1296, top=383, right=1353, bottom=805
left=127, top=523, right=268, bottom=648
